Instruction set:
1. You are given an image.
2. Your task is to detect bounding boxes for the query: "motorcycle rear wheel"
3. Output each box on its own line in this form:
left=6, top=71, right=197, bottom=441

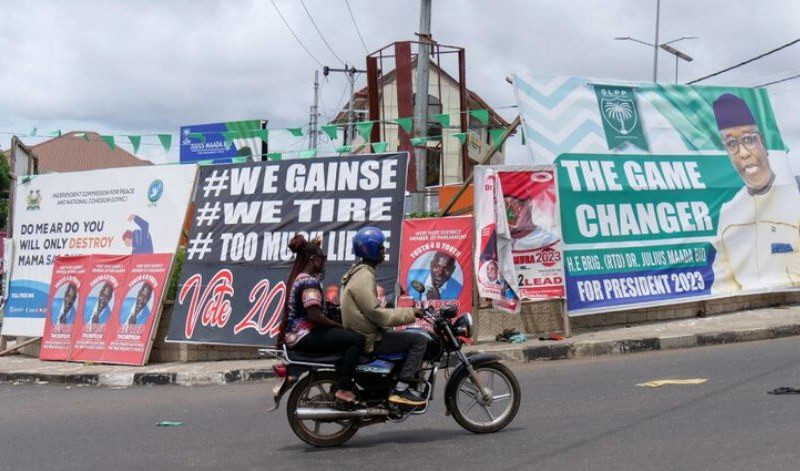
left=447, top=362, right=520, bottom=433
left=286, top=372, right=359, bottom=447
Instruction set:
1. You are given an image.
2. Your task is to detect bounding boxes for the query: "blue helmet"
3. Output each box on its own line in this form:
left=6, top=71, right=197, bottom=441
left=353, top=227, right=385, bottom=262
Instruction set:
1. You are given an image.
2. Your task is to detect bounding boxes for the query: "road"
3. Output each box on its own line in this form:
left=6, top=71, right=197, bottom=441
left=3, top=337, right=800, bottom=471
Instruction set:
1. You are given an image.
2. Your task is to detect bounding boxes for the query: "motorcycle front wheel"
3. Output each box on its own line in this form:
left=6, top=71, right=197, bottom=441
left=286, top=372, right=359, bottom=447
left=447, top=362, right=520, bottom=433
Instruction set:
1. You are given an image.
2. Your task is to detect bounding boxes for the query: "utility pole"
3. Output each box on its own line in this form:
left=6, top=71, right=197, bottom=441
left=652, top=0, right=661, bottom=82
left=411, top=0, right=432, bottom=213
left=309, top=70, right=320, bottom=149
left=324, top=64, right=366, bottom=145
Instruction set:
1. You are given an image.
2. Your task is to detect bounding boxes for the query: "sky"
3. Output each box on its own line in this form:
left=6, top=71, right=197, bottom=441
left=1, top=0, right=799, bottom=171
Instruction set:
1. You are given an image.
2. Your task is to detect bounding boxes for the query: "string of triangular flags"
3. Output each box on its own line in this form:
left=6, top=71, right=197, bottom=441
left=18, top=108, right=511, bottom=158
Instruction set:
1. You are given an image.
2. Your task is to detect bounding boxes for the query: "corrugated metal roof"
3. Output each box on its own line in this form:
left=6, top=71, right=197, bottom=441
left=25, top=131, right=153, bottom=173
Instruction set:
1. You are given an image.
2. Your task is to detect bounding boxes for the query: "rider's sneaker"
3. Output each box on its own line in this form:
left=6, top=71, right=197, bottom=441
left=388, top=388, right=426, bottom=406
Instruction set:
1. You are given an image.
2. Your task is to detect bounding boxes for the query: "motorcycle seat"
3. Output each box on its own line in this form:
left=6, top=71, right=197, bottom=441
left=286, top=350, right=384, bottom=365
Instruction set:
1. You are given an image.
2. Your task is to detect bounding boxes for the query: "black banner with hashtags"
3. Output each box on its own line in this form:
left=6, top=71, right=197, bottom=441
left=166, top=153, right=409, bottom=346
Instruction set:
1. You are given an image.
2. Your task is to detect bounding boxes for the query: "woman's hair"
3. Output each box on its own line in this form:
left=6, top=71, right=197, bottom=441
left=276, top=234, right=324, bottom=347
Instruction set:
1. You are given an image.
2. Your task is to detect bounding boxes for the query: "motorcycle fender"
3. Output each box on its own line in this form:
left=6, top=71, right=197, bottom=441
left=443, top=353, right=504, bottom=415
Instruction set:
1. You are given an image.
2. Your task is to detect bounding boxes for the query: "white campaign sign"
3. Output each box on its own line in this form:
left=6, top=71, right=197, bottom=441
left=2, top=165, right=197, bottom=336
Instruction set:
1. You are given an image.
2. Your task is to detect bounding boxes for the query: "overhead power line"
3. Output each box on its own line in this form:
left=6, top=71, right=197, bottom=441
left=345, top=0, right=369, bottom=54
left=687, top=38, right=800, bottom=84
left=270, top=0, right=324, bottom=67
left=300, top=0, right=346, bottom=66
left=755, top=72, right=800, bottom=88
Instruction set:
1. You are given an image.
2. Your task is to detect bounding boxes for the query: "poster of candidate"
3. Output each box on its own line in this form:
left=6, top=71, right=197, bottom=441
left=102, top=253, right=171, bottom=365
left=167, top=153, right=408, bottom=346
left=512, top=73, right=798, bottom=315
left=39, top=256, right=87, bottom=361
left=3, top=165, right=196, bottom=337
left=70, top=255, right=127, bottom=363
left=474, top=165, right=565, bottom=312
left=397, top=217, right=473, bottom=328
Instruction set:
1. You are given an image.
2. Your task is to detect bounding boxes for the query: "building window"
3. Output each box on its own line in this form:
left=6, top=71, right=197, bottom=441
left=413, top=94, right=443, bottom=139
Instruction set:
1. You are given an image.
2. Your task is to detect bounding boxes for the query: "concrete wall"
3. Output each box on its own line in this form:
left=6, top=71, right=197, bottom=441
left=477, top=291, right=800, bottom=341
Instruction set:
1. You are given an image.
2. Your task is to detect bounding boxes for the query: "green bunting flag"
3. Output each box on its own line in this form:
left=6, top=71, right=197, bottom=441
left=48, top=130, right=62, bottom=137
left=321, top=124, right=338, bottom=140
left=74, top=132, right=89, bottom=141
left=267, top=152, right=282, bottom=161
left=521, top=128, right=526, bottom=145
left=372, top=142, right=388, bottom=153
left=100, top=135, right=115, bottom=150
left=394, top=117, right=413, bottom=134
left=452, top=132, right=467, bottom=145
left=287, top=127, right=304, bottom=137
left=232, top=156, right=249, bottom=163
left=489, top=128, right=506, bottom=147
left=431, top=113, right=450, bottom=127
left=128, top=135, right=141, bottom=154
left=158, top=134, right=172, bottom=153
left=198, top=159, right=215, bottom=165
left=300, top=149, right=317, bottom=159
left=188, top=132, right=206, bottom=143
left=30, top=128, right=37, bottom=137
left=469, top=109, right=489, bottom=125
left=356, top=121, right=373, bottom=141
left=335, top=145, right=352, bottom=153
left=410, top=137, right=427, bottom=146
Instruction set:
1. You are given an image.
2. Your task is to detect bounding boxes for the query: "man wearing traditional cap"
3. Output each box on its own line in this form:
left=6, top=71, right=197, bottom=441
left=498, top=171, right=559, bottom=252
left=711, top=92, right=800, bottom=292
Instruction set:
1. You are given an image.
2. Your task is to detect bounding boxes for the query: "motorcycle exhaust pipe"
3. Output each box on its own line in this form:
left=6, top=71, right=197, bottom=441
left=295, top=407, right=389, bottom=420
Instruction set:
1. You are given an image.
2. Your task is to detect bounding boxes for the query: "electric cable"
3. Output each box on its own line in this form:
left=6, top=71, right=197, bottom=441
left=300, top=0, right=346, bottom=66
left=755, top=72, right=800, bottom=88
left=687, top=38, right=800, bottom=84
left=270, top=0, right=324, bottom=67
left=345, top=0, right=369, bottom=54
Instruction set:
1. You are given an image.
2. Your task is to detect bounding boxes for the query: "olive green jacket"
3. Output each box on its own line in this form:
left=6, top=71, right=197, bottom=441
left=340, top=263, right=415, bottom=352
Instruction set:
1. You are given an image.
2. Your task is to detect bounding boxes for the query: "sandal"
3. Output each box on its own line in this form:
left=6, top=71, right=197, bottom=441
left=334, top=390, right=358, bottom=410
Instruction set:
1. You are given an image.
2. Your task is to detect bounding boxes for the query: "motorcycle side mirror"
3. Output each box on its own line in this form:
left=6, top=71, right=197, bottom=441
left=441, top=305, right=458, bottom=319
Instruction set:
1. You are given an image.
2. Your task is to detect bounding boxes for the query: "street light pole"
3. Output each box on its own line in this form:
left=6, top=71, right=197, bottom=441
left=652, top=0, right=660, bottom=82
left=615, top=36, right=697, bottom=83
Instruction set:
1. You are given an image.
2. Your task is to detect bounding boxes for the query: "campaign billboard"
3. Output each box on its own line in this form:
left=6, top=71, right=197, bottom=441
left=512, top=73, right=798, bottom=315
left=474, top=165, right=565, bottom=312
left=3, top=165, right=197, bottom=336
left=40, top=254, right=171, bottom=365
left=167, top=153, right=409, bottom=346
left=397, top=217, right=473, bottom=326
left=180, top=120, right=268, bottom=163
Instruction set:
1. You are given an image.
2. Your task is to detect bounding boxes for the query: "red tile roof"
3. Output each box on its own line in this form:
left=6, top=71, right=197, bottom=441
left=17, top=131, right=152, bottom=173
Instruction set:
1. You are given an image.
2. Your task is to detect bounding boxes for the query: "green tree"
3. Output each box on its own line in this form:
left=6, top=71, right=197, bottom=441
left=0, top=152, right=9, bottom=231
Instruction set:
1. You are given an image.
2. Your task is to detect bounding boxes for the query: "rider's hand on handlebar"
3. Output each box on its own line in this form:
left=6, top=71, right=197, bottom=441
left=413, top=308, right=425, bottom=318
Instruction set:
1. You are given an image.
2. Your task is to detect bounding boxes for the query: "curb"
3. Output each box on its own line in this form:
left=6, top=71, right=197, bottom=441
left=0, top=367, right=277, bottom=388
left=471, top=324, right=800, bottom=363
left=3, top=323, right=800, bottom=387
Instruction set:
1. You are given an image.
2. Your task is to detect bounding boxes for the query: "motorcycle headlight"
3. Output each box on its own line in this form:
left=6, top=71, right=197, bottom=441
left=453, top=313, right=473, bottom=338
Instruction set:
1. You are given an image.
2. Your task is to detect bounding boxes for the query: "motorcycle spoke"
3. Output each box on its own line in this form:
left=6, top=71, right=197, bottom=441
left=493, top=392, right=512, bottom=402
left=480, top=404, right=496, bottom=422
left=313, top=421, right=321, bottom=434
left=463, top=396, right=480, bottom=414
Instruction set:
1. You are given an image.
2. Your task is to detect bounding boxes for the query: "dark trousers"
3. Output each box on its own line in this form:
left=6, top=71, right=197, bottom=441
left=295, top=328, right=365, bottom=391
left=373, top=330, right=428, bottom=384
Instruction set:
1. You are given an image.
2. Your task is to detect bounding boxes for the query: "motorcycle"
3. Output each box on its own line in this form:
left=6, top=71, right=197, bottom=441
left=260, top=304, right=521, bottom=447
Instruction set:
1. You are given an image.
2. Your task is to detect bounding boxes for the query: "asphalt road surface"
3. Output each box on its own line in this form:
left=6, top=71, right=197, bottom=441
left=3, top=337, right=800, bottom=471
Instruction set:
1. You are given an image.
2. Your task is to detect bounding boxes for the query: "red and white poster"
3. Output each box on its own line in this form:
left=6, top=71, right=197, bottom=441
left=398, top=217, right=473, bottom=328
left=40, top=256, right=88, bottom=361
left=70, top=255, right=128, bottom=363
left=474, top=166, right=565, bottom=310
left=103, top=253, right=171, bottom=365
left=39, top=253, right=172, bottom=366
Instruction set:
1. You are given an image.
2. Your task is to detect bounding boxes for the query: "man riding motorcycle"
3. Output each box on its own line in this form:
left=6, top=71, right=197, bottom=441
left=340, top=227, right=428, bottom=407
